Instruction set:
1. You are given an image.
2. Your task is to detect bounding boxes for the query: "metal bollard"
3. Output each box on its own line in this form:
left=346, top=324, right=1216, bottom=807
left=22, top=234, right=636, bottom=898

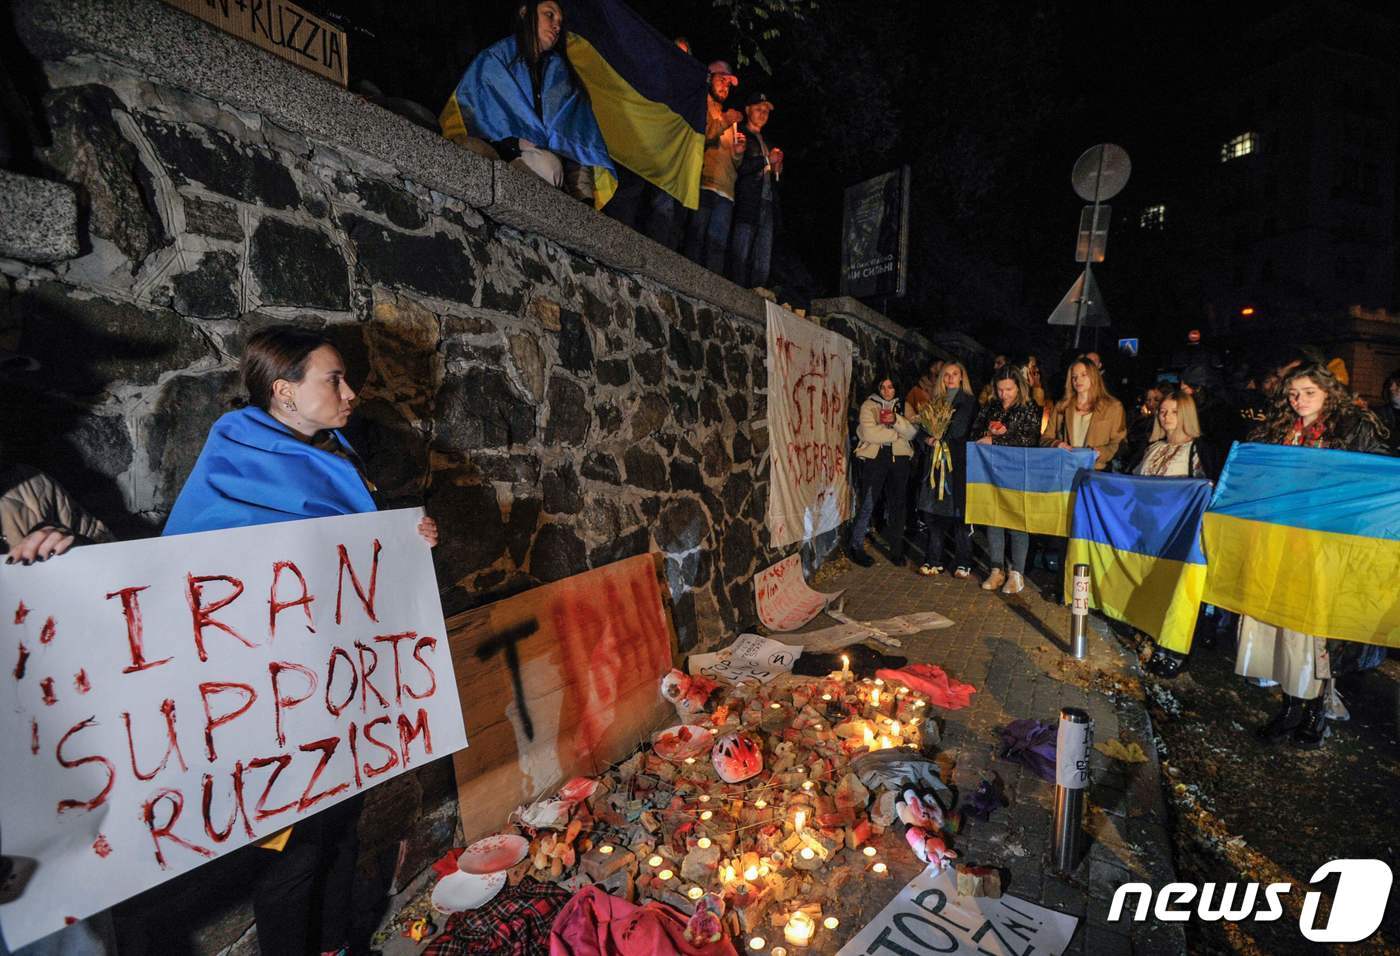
left=1069, top=563, right=1090, bottom=660
left=1052, top=707, right=1093, bottom=872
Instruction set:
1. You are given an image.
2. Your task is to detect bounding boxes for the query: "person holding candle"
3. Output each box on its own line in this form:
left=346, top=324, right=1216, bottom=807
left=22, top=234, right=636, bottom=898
left=847, top=375, right=919, bottom=566
left=972, top=365, right=1042, bottom=594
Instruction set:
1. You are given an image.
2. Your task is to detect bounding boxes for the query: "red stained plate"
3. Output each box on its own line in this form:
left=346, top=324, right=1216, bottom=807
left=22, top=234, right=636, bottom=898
left=457, top=833, right=530, bottom=875
left=652, top=724, right=715, bottom=762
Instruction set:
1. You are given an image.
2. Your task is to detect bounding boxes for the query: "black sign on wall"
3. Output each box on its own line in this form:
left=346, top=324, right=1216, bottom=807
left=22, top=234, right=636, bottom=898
left=840, top=166, right=910, bottom=299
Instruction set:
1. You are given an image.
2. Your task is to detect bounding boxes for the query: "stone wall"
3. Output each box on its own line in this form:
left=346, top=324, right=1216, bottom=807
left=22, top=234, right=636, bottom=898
left=2, top=1, right=938, bottom=950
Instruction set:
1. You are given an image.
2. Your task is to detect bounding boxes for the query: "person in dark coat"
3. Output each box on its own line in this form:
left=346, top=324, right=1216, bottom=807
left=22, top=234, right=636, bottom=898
left=915, top=361, right=977, bottom=577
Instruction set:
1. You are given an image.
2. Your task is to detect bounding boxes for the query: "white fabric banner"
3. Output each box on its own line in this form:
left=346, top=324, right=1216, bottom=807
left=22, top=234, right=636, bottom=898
left=765, top=301, right=854, bottom=548
left=0, top=509, right=468, bottom=948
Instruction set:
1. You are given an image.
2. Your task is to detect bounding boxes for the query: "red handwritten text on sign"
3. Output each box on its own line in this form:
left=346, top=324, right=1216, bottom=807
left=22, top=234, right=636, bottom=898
left=0, top=510, right=466, bottom=950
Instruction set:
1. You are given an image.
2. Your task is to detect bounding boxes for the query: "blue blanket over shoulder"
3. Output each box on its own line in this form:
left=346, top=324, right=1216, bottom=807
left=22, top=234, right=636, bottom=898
left=163, top=406, right=376, bottom=536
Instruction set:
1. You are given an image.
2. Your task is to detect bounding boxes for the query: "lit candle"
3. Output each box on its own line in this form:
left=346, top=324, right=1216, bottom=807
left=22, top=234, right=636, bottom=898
left=700, top=810, right=713, bottom=821
left=647, top=854, right=664, bottom=867
left=879, top=735, right=893, bottom=750
left=821, top=693, right=832, bottom=701
left=801, top=780, right=814, bottom=791
left=770, top=702, right=782, bottom=710
left=890, top=721, right=901, bottom=735
left=873, top=862, right=887, bottom=874
left=799, top=847, right=815, bottom=861
left=793, top=809, right=806, bottom=833
left=685, top=756, right=696, bottom=764
left=599, top=844, right=614, bottom=855
left=688, top=885, right=705, bottom=900
left=897, top=686, right=908, bottom=696
left=759, top=863, right=770, bottom=876
left=723, top=864, right=737, bottom=884
left=863, top=846, right=877, bottom=858
left=744, top=864, right=760, bottom=882
left=658, top=869, right=674, bottom=881
left=749, top=937, right=766, bottom=951
left=699, top=794, right=711, bottom=803
left=773, top=949, right=788, bottom=956
left=754, top=798, right=767, bottom=809
left=697, top=837, right=712, bottom=849
left=871, top=688, right=881, bottom=707
left=874, top=678, right=885, bottom=687
left=784, top=911, right=816, bottom=947
left=841, top=654, right=850, bottom=676
left=824, top=917, right=840, bottom=930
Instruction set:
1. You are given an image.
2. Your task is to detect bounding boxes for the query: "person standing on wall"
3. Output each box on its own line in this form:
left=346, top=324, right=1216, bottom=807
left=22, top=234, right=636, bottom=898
left=727, top=91, right=783, bottom=290
left=846, top=375, right=918, bottom=567
left=164, top=327, right=439, bottom=956
left=682, top=61, right=745, bottom=273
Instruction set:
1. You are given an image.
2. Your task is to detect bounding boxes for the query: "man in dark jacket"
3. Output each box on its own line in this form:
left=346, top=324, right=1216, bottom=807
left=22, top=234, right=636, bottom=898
left=726, top=92, right=782, bottom=289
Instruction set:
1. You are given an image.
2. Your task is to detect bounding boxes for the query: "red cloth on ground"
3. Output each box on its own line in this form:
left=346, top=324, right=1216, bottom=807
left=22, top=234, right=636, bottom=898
left=549, top=885, right=737, bottom=956
left=875, top=663, right=977, bottom=709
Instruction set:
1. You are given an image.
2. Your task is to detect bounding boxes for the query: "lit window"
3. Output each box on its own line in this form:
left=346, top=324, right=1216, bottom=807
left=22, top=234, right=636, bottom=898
left=1139, top=204, right=1166, bottom=229
left=1220, top=132, right=1258, bottom=162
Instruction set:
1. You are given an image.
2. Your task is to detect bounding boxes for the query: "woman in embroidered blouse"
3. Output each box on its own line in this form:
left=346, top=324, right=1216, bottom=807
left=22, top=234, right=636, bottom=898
left=1236, top=362, right=1388, bottom=750
left=1043, top=357, right=1126, bottom=470
left=972, top=365, right=1042, bottom=594
left=1134, top=390, right=1207, bottom=478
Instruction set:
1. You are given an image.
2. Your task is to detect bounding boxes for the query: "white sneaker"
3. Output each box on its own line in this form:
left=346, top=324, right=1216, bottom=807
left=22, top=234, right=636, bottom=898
left=1001, top=571, right=1025, bottom=594
left=982, top=569, right=1006, bottom=591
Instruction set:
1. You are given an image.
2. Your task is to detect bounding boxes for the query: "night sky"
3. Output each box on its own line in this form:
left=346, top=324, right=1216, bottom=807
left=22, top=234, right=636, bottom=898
left=309, top=0, right=1395, bottom=377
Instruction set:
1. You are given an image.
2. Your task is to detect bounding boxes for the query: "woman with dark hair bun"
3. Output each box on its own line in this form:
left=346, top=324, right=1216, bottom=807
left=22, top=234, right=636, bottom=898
left=164, top=326, right=437, bottom=956
left=1236, top=361, right=1388, bottom=751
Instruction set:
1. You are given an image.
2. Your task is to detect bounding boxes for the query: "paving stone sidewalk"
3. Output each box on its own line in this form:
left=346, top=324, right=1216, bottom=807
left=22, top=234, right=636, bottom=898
left=797, top=547, right=1188, bottom=956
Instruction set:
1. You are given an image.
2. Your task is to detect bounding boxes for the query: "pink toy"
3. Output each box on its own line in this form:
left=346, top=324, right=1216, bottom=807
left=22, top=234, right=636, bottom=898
left=905, top=827, right=958, bottom=869
left=896, top=788, right=945, bottom=831
left=684, top=893, right=727, bottom=945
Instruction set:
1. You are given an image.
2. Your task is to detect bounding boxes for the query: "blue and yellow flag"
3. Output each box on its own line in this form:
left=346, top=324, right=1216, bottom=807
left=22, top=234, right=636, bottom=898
left=1203, top=443, right=1400, bottom=646
left=1067, top=472, right=1212, bottom=653
left=965, top=445, right=1097, bottom=536
left=561, top=0, right=706, bottom=208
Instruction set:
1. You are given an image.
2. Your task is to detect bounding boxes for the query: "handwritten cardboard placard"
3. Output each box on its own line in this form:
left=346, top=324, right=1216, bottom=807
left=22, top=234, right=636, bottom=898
left=161, top=0, right=348, bottom=87
left=766, top=301, right=854, bottom=548
left=687, top=633, right=803, bottom=685
left=837, top=865, right=1078, bottom=956
left=446, top=553, right=678, bottom=845
left=755, top=552, right=844, bottom=632
left=0, top=509, right=465, bottom=949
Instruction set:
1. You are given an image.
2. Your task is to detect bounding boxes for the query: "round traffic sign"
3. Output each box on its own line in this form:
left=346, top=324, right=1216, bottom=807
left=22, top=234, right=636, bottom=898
left=1072, top=144, right=1132, bottom=202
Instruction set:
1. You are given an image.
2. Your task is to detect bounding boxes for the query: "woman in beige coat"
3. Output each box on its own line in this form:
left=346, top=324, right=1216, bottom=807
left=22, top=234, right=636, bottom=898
left=846, top=375, right=918, bottom=566
left=1042, top=357, right=1127, bottom=468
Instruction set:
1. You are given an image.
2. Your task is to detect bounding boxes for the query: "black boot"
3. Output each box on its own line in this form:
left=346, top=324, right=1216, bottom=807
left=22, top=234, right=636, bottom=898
left=1256, top=695, right=1304, bottom=743
left=1146, top=647, right=1187, bottom=678
left=1291, top=696, right=1328, bottom=749
left=845, top=544, right=874, bottom=568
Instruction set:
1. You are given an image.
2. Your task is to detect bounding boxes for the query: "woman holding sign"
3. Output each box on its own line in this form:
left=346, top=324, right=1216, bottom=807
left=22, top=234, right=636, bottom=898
left=165, top=327, right=437, bottom=956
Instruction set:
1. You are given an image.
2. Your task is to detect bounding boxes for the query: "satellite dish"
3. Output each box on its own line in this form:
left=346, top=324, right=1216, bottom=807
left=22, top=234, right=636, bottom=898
left=1072, top=144, right=1131, bottom=202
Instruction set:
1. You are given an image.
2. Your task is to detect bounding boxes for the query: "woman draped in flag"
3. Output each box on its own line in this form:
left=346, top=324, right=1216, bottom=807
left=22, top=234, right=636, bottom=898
left=165, top=327, right=438, bottom=956
left=1236, top=361, right=1388, bottom=749
left=441, top=1, right=616, bottom=205
left=971, top=365, right=1042, bottom=595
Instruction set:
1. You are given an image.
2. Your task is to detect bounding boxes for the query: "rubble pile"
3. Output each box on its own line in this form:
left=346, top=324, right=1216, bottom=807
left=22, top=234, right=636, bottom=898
left=500, top=667, right=959, bottom=944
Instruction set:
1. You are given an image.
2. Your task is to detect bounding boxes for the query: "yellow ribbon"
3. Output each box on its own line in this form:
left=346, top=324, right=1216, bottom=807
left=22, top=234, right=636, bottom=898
left=929, top=440, right=953, bottom=500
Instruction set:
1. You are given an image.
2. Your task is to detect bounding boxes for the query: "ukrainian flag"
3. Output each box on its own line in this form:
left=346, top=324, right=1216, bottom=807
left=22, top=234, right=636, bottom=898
left=1067, top=472, right=1212, bottom=653
left=1203, top=443, right=1400, bottom=646
left=562, top=0, right=706, bottom=208
left=965, top=445, right=1097, bottom=537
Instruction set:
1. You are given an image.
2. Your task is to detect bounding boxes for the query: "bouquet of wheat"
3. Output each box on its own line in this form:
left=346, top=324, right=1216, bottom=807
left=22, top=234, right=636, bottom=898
left=917, top=397, right=955, bottom=500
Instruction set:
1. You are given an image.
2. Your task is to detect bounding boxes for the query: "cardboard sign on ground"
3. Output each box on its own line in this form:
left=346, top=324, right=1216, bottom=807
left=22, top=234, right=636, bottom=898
left=447, top=554, right=678, bottom=844
left=755, top=552, right=845, bottom=632
left=837, top=865, right=1078, bottom=956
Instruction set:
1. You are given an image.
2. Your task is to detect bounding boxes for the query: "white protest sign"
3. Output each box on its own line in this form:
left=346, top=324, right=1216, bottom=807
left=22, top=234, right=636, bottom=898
left=837, top=865, right=1079, bottom=956
left=688, top=634, right=803, bottom=685
left=0, top=509, right=467, bottom=948
left=754, top=553, right=845, bottom=632
left=766, top=301, right=854, bottom=549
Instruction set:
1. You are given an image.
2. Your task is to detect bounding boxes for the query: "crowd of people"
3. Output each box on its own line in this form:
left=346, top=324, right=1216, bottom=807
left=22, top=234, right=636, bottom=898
left=442, top=1, right=784, bottom=290
left=844, top=348, right=1397, bottom=752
